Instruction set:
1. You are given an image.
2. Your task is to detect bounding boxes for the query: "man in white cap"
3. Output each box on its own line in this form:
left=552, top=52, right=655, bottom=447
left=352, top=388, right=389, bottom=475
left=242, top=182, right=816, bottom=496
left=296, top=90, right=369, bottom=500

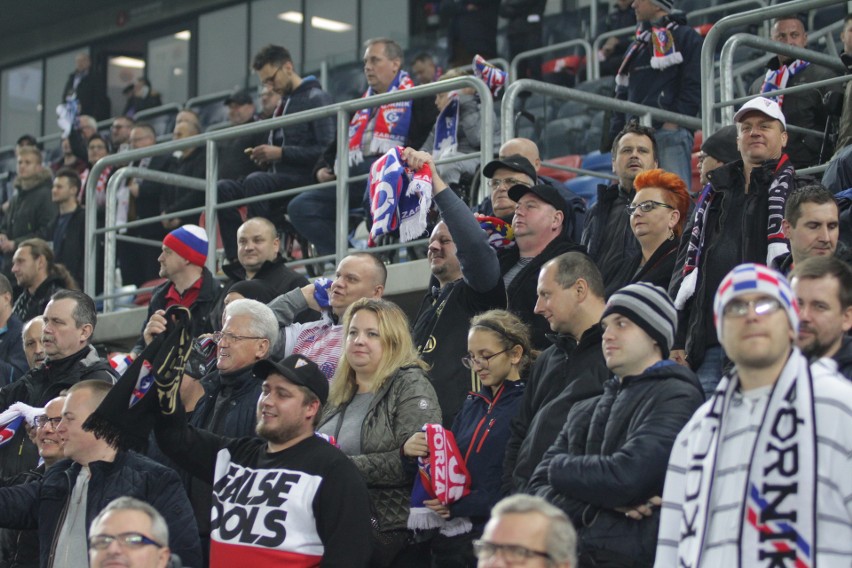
left=656, top=263, right=852, bottom=566
left=670, top=97, right=800, bottom=396
left=132, top=224, right=223, bottom=355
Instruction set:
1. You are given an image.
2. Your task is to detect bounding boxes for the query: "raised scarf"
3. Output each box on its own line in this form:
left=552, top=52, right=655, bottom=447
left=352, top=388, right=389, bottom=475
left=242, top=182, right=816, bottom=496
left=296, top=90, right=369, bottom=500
left=348, top=70, right=414, bottom=167
left=0, top=402, right=42, bottom=448
left=616, top=16, right=684, bottom=91
left=761, top=59, right=811, bottom=107
left=408, top=423, right=472, bottom=536
left=473, top=54, right=507, bottom=99
left=675, top=351, right=817, bottom=568
left=367, top=146, right=433, bottom=246
left=432, top=92, right=460, bottom=159
left=674, top=155, right=794, bottom=309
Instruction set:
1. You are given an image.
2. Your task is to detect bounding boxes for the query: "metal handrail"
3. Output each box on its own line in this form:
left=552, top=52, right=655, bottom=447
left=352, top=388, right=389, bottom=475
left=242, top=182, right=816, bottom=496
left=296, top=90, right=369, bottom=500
left=133, top=103, right=183, bottom=122
left=510, top=40, right=593, bottom=83
left=701, top=0, right=845, bottom=134
left=501, top=78, right=701, bottom=142
left=185, top=90, right=234, bottom=109
left=591, top=25, right=634, bottom=81
left=84, top=75, right=494, bottom=300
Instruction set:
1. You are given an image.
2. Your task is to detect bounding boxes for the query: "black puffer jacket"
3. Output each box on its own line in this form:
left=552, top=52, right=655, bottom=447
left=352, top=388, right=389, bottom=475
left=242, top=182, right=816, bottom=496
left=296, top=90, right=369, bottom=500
left=833, top=335, right=852, bottom=380
left=0, top=451, right=201, bottom=568
left=502, top=326, right=608, bottom=494
left=0, top=465, right=43, bottom=568
left=529, top=361, right=703, bottom=567
left=0, top=346, right=117, bottom=480
left=319, top=367, right=441, bottom=531
left=499, top=234, right=585, bottom=349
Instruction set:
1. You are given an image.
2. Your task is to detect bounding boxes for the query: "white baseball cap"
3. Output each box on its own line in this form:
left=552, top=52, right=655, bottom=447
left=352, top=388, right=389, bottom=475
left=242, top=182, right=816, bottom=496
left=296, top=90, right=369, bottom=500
left=733, top=96, right=787, bottom=129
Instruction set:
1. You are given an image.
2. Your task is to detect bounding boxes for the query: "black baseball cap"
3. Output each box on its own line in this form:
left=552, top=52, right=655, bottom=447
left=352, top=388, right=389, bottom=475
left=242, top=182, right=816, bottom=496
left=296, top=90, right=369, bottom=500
left=224, top=89, right=254, bottom=106
left=483, top=154, right=536, bottom=181
left=508, top=184, right=569, bottom=215
left=253, top=355, right=328, bottom=405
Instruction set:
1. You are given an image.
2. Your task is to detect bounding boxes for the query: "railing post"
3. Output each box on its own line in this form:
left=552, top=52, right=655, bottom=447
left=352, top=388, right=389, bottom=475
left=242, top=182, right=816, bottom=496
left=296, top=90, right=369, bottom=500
left=205, top=139, right=218, bottom=274
left=335, top=110, right=351, bottom=266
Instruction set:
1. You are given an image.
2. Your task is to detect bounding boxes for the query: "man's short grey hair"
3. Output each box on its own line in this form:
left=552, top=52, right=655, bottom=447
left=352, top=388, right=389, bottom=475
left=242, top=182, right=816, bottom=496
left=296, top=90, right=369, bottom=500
left=364, top=37, right=404, bottom=62
left=90, top=496, right=169, bottom=547
left=491, top=494, right=577, bottom=567
left=79, top=115, right=97, bottom=130
left=223, top=298, right=278, bottom=352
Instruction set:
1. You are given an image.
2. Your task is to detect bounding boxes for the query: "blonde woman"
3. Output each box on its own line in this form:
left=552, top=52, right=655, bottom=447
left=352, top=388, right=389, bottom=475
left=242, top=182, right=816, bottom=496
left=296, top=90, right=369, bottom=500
left=319, top=298, right=441, bottom=567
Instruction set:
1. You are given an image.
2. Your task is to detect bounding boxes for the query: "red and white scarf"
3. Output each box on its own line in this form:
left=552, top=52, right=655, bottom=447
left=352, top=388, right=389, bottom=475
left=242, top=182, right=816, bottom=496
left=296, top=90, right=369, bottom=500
left=348, top=70, right=414, bottom=166
left=408, top=424, right=472, bottom=536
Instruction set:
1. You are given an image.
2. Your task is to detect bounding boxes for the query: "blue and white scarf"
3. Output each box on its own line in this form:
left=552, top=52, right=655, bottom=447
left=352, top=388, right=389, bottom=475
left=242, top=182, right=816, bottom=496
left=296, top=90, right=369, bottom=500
left=432, top=92, right=460, bottom=159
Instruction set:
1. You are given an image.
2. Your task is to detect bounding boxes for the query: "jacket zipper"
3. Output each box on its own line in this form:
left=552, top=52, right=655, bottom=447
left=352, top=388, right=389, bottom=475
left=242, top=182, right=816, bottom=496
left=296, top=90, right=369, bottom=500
left=464, top=384, right=505, bottom=462
left=475, top=419, right=496, bottom=453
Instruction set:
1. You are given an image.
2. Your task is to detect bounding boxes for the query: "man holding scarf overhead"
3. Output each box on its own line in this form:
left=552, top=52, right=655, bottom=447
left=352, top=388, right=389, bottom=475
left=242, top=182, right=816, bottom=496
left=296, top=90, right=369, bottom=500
left=609, top=0, right=701, bottom=187
left=289, top=38, right=437, bottom=257
left=656, top=263, right=852, bottom=567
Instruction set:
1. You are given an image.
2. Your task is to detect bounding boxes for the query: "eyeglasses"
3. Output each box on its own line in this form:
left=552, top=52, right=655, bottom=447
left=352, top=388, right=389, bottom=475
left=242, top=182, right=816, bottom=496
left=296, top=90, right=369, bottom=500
left=461, top=349, right=511, bottom=370
left=89, top=532, right=163, bottom=551
left=212, top=331, right=265, bottom=345
left=488, top=178, right=530, bottom=190
left=626, top=200, right=675, bottom=216
left=35, top=415, right=62, bottom=429
left=262, top=66, right=283, bottom=86
left=472, top=540, right=552, bottom=564
left=722, top=297, right=783, bottom=318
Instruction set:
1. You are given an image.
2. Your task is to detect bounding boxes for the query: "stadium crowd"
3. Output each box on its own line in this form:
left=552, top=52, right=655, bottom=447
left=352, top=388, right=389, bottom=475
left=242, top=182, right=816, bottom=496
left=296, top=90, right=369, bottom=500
left=1, top=4, right=852, bottom=567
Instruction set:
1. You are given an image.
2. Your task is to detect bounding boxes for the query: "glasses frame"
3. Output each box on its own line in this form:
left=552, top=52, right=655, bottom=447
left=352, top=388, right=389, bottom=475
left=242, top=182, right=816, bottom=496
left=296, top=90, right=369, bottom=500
left=472, top=539, right=552, bottom=563
left=212, top=331, right=266, bottom=345
left=35, top=415, right=62, bottom=430
left=487, top=178, right=530, bottom=191
left=461, top=348, right=511, bottom=370
left=722, top=297, right=783, bottom=318
left=88, top=532, right=163, bottom=551
left=626, top=200, right=675, bottom=216
left=261, top=65, right=283, bottom=86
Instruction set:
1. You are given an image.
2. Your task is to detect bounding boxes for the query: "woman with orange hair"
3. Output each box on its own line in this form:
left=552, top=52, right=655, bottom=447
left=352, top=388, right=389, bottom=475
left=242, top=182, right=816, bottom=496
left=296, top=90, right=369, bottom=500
left=627, top=168, right=690, bottom=288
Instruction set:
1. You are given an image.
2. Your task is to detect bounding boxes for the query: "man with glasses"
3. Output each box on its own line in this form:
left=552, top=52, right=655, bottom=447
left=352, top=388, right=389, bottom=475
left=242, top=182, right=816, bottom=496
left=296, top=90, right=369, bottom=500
left=0, top=396, right=64, bottom=567
left=657, top=263, right=852, bottom=566
left=475, top=494, right=577, bottom=567
left=582, top=122, right=658, bottom=297
left=89, top=497, right=172, bottom=568
left=134, top=225, right=223, bottom=356
left=216, top=44, right=334, bottom=265
left=402, top=148, right=506, bottom=426
left=179, top=298, right=277, bottom=566
left=530, top=282, right=703, bottom=567
left=504, top=252, right=608, bottom=494
left=109, top=116, right=134, bottom=152
left=482, top=155, right=537, bottom=221
left=0, top=379, right=201, bottom=567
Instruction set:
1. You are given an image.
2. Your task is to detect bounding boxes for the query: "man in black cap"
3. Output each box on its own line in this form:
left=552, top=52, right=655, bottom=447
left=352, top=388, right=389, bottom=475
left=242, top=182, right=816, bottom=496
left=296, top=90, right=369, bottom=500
left=500, top=183, right=585, bottom=349
left=154, top=354, right=372, bottom=567
left=216, top=88, right=268, bottom=183
left=482, top=155, right=537, bottom=220
left=698, top=125, right=739, bottom=188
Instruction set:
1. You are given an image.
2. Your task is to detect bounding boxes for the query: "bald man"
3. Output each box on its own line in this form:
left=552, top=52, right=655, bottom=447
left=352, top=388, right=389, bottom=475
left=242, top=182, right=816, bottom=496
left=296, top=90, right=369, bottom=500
left=477, top=137, right=586, bottom=242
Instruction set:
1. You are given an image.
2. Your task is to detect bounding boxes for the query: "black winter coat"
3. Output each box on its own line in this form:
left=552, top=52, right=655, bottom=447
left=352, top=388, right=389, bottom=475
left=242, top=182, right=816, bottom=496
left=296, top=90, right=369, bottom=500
left=132, top=267, right=223, bottom=355
left=0, top=346, right=117, bottom=480
left=0, top=451, right=201, bottom=568
left=529, top=361, right=703, bottom=567
left=498, top=234, right=585, bottom=349
left=832, top=335, right=852, bottom=381
left=502, top=327, right=608, bottom=494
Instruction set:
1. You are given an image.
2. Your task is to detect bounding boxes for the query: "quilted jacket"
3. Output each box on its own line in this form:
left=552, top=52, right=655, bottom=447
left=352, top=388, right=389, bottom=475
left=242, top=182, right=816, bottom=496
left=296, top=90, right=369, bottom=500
left=319, top=367, right=441, bottom=531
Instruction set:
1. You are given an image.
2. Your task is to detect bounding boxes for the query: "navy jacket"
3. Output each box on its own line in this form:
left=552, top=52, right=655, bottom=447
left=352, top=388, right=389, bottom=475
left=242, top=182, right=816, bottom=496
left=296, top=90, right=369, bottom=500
left=0, top=451, right=201, bottom=568
left=449, top=380, right=525, bottom=529
left=0, top=314, right=27, bottom=386
left=529, top=361, right=703, bottom=566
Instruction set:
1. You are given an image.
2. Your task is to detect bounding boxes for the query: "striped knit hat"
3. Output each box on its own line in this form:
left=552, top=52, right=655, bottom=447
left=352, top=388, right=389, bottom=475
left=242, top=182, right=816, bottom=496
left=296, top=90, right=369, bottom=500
left=163, top=225, right=208, bottom=266
left=601, top=282, right=677, bottom=359
left=713, top=263, right=799, bottom=342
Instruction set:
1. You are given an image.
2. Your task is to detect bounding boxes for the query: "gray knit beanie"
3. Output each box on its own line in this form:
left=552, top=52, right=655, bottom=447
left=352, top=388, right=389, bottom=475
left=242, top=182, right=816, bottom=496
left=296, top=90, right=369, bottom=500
left=650, top=0, right=675, bottom=12
left=601, top=283, right=677, bottom=359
